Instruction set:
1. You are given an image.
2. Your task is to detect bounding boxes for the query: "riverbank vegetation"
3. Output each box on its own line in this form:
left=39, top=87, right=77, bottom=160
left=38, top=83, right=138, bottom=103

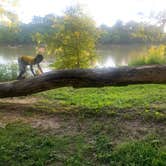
left=129, top=45, right=166, bottom=66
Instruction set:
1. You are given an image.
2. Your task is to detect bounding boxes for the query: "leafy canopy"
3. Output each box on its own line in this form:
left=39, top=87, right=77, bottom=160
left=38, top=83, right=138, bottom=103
left=35, top=6, right=100, bottom=69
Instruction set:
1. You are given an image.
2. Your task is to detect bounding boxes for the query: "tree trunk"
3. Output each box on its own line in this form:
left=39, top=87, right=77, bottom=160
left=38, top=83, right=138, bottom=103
left=0, top=65, right=166, bottom=98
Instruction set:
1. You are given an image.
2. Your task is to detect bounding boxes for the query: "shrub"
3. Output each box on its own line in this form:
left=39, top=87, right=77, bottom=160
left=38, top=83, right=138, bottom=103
left=129, top=45, right=166, bottom=66
left=0, top=63, right=18, bottom=81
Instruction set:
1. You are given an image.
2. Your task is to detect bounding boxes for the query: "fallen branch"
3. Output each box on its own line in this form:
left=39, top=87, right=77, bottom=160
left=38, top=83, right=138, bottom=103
left=0, top=65, right=166, bottom=98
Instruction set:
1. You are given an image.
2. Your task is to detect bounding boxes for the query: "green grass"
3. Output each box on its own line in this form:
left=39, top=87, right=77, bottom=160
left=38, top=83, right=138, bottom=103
left=38, top=85, right=166, bottom=123
left=0, top=122, right=165, bottom=166
left=40, top=84, right=166, bottom=110
left=108, top=138, right=166, bottom=166
left=1, top=79, right=166, bottom=165
left=0, top=122, right=85, bottom=165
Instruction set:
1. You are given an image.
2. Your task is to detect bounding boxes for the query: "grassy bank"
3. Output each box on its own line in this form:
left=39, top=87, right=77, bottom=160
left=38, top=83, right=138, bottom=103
left=0, top=122, right=165, bottom=165
left=40, top=85, right=166, bottom=116
left=0, top=84, right=166, bottom=165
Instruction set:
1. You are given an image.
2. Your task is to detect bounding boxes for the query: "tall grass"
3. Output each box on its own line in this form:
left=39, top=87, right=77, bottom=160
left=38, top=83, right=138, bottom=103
left=129, top=45, right=166, bottom=66
left=0, top=63, right=18, bottom=81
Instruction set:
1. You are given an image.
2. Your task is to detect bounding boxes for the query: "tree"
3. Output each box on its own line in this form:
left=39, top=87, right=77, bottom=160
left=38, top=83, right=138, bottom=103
left=99, top=20, right=164, bottom=44
left=36, top=6, right=100, bottom=69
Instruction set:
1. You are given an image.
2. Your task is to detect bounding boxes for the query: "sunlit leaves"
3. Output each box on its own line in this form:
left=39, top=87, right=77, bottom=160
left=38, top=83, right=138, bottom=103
left=129, top=45, right=166, bottom=66
left=37, top=6, right=100, bottom=69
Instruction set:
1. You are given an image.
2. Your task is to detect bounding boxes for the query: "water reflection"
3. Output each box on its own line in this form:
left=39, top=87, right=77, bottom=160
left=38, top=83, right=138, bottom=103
left=96, top=44, right=149, bottom=66
left=96, top=57, right=116, bottom=68
left=0, top=56, right=8, bottom=64
left=95, top=44, right=149, bottom=67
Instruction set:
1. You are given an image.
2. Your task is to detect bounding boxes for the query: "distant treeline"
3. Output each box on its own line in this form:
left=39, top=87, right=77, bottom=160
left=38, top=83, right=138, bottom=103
left=0, top=15, right=55, bottom=45
left=0, top=15, right=165, bottom=45
left=99, top=20, right=166, bottom=44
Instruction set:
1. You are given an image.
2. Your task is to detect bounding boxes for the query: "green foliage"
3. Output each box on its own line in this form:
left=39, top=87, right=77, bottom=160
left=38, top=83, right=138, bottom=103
left=129, top=45, right=166, bottom=66
left=36, top=6, right=100, bottom=69
left=0, top=63, right=18, bottom=81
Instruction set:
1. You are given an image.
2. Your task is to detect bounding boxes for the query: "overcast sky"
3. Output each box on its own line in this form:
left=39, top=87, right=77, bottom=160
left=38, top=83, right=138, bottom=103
left=3, top=0, right=166, bottom=25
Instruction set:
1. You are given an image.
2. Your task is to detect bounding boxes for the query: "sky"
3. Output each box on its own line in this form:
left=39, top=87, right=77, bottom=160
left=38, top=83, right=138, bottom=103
left=2, top=0, right=166, bottom=26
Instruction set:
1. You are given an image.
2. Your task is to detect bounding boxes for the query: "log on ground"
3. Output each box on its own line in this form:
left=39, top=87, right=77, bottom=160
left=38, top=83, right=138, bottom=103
left=0, top=65, right=166, bottom=98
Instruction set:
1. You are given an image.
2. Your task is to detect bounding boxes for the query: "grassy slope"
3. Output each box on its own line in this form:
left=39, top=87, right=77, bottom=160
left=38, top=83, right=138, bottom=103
left=40, top=84, right=166, bottom=109
left=0, top=84, right=166, bottom=165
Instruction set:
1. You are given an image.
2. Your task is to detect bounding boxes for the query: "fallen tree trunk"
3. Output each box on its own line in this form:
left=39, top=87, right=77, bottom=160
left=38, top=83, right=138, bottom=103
left=0, top=65, right=166, bottom=98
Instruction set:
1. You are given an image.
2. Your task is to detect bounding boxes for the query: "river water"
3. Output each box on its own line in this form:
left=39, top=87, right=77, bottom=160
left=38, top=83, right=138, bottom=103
left=0, top=44, right=149, bottom=70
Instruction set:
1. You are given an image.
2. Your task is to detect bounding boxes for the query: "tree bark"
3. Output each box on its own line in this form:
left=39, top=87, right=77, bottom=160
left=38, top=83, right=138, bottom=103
left=0, top=65, right=166, bottom=98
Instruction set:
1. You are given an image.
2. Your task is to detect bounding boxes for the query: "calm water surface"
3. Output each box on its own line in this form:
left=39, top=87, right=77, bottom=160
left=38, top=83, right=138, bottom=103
left=96, top=44, right=149, bottom=67
left=0, top=45, right=149, bottom=70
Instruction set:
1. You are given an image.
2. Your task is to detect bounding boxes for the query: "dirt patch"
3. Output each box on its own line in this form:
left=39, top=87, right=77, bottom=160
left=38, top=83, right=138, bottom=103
left=0, top=111, right=61, bottom=130
left=0, top=97, right=165, bottom=142
left=30, top=116, right=61, bottom=130
left=0, top=97, right=38, bottom=104
left=0, top=97, right=62, bottom=130
left=121, top=120, right=165, bottom=139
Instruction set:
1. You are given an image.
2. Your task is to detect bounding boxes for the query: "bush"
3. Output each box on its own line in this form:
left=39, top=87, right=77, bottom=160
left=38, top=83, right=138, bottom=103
left=129, top=45, right=166, bottom=66
left=0, top=63, right=18, bottom=81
